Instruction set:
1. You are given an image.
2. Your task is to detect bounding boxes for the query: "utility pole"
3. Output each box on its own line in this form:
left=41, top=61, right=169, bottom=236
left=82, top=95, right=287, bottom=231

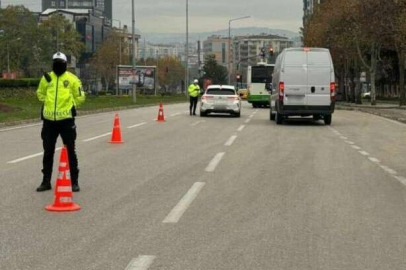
left=197, top=40, right=201, bottom=78
left=132, top=0, right=137, bottom=103
left=185, top=0, right=189, bottom=96
left=228, top=16, right=250, bottom=85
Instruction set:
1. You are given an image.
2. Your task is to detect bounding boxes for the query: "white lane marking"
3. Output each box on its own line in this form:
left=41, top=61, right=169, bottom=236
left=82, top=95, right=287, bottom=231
left=125, top=255, right=156, bottom=270
left=163, top=182, right=206, bottom=223
left=249, top=114, right=254, bottom=118
left=237, top=125, right=245, bottom=132
left=359, top=151, right=370, bottom=156
left=0, top=123, right=41, bottom=132
left=368, top=157, right=380, bottom=163
left=83, top=132, right=112, bottom=142
left=380, top=165, right=397, bottom=175
left=190, top=120, right=205, bottom=126
left=170, top=113, right=181, bottom=117
left=7, top=147, right=62, bottom=164
left=393, top=175, right=406, bottom=186
left=345, top=141, right=355, bottom=145
left=127, top=122, right=147, bottom=129
left=351, top=145, right=361, bottom=150
left=224, top=135, right=237, bottom=147
left=340, top=136, right=348, bottom=140
left=205, top=152, right=226, bottom=172
left=245, top=119, right=251, bottom=123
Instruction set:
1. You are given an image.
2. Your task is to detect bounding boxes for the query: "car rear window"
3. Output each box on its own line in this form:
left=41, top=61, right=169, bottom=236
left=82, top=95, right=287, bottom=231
left=206, top=89, right=235, bottom=95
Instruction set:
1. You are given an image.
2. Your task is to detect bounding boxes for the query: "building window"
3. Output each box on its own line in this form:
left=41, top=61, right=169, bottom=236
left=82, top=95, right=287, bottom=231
left=51, top=1, right=56, bottom=7
left=60, top=1, right=65, bottom=7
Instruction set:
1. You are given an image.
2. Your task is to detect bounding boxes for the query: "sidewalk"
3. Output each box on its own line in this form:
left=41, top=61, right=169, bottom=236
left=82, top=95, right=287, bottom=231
left=337, top=102, right=406, bottom=124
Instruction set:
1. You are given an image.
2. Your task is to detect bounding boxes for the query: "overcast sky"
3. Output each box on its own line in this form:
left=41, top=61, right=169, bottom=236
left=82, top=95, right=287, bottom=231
left=2, top=0, right=303, bottom=33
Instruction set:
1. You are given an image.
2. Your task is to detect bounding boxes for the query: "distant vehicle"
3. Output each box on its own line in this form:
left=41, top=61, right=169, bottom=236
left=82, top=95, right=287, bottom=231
left=362, top=92, right=371, bottom=99
left=247, top=63, right=275, bottom=108
left=270, top=47, right=336, bottom=125
left=200, top=85, right=241, bottom=117
left=237, top=88, right=248, bottom=99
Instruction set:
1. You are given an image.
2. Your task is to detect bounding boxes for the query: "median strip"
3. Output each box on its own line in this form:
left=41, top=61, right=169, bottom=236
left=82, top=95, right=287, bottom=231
left=163, top=182, right=206, bottom=223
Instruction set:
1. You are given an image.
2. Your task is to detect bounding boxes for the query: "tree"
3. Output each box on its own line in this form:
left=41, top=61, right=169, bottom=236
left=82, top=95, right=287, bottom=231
left=0, top=5, right=50, bottom=77
left=202, top=55, right=228, bottom=85
left=40, top=14, right=84, bottom=60
left=92, top=30, right=128, bottom=91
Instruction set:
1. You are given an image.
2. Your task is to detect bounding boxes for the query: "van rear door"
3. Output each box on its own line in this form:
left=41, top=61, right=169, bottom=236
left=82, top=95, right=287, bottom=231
left=307, top=51, right=333, bottom=106
left=283, top=51, right=308, bottom=106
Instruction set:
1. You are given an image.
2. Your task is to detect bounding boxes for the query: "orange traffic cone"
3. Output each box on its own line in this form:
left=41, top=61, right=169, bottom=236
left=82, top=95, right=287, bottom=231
left=157, top=102, right=165, bottom=122
left=109, top=113, right=123, bottom=144
left=45, top=146, right=81, bottom=212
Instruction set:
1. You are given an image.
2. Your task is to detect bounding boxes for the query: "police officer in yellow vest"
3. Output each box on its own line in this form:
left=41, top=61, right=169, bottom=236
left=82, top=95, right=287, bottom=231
left=188, top=79, right=200, bottom=115
left=36, top=52, right=85, bottom=192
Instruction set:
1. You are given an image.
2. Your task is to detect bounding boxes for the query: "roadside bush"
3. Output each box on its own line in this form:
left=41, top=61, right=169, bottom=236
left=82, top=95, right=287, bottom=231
left=0, top=79, right=40, bottom=88
left=0, top=88, right=37, bottom=99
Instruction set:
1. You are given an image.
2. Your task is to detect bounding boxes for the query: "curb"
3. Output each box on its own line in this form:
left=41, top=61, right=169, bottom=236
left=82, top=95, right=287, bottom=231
left=0, top=101, right=187, bottom=129
left=336, top=106, right=406, bottom=125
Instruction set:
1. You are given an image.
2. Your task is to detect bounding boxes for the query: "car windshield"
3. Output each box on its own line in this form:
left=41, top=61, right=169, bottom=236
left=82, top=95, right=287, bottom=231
left=206, top=89, right=235, bottom=95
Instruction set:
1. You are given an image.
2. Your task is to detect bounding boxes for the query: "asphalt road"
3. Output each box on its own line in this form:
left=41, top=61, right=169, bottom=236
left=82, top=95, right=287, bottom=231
left=1, top=101, right=406, bottom=270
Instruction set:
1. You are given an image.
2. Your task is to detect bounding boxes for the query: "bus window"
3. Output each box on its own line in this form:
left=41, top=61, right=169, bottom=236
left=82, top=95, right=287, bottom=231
left=251, top=66, right=274, bottom=83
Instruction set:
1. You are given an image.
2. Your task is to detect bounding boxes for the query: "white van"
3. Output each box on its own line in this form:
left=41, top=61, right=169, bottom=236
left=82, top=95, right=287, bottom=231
left=270, top=48, right=336, bottom=125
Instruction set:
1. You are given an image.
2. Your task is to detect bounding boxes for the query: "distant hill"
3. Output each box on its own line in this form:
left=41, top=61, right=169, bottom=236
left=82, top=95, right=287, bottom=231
left=141, top=27, right=300, bottom=44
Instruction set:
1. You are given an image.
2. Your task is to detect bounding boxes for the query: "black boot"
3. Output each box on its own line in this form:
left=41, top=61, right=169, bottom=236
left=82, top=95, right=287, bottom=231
left=36, top=177, right=52, bottom=192
left=71, top=171, right=80, bottom=192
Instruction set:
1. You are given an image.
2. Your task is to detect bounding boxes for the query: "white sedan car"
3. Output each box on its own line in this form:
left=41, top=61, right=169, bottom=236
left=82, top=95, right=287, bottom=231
left=200, top=85, right=241, bottom=117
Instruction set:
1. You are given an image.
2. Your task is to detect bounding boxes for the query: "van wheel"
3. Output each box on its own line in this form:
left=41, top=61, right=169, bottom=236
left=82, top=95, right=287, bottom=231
left=276, top=111, right=283, bottom=125
left=270, top=107, right=275, bottom=121
left=234, top=112, right=241, bottom=118
left=324, top=115, right=332, bottom=125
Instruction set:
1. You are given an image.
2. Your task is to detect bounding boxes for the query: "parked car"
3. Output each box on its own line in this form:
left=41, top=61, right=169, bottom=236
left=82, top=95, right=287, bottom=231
left=200, top=85, right=241, bottom=117
left=270, top=47, right=336, bottom=125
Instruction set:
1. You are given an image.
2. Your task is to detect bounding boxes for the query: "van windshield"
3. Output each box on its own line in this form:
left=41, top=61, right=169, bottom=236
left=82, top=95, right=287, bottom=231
left=206, top=89, right=235, bottom=95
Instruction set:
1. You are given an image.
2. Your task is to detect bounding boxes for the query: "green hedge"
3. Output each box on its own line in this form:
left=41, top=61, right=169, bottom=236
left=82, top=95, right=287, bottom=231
left=0, top=79, right=40, bottom=88
left=0, top=88, right=37, bottom=99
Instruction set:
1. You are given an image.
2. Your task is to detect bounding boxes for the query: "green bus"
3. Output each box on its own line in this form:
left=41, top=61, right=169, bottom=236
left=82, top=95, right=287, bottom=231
left=247, top=63, right=275, bottom=108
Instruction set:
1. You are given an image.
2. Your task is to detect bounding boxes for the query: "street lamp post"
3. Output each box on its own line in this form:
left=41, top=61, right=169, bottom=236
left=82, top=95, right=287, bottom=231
left=131, top=0, right=137, bottom=103
left=228, top=16, right=250, bottom=85
left=185, top=0, right=189, bottom=96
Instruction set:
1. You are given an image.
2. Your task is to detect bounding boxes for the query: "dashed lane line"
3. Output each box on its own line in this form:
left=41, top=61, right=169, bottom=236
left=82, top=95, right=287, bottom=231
left=125, top=256, right=156, bottom=270
left=245, top=119, right=251, bottom=123
left=351, top=145, right=361, bottom=150
left=83, top=132, right=112, bottom=142
left=359, top=151, right=370, bottom=156
left=170, top=112, right=181, bottom=117
left=127, top=122, right=147, bottom=129
left=162, top=182, right=206, bottom=223
left=190, top=120, right=205, bottom=126
left=7, top=147, right=62, bottom=164
left=205, top=152, right=226, bottom=172
left=224, top=135, right=238, bottom=147
left=368, top=157, right=380, bottom=163
left=237, top=125, right=246, bottom=132
left=380, top=165, right=397, bottom=175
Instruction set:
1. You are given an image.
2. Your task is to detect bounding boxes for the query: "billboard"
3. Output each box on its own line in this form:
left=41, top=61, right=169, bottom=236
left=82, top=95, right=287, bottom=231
left=117, top=65, right=156, bottom=92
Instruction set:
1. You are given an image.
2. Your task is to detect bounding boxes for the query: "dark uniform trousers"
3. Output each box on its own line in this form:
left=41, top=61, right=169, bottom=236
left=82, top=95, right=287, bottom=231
left=190, top=96, right=198, bottom=114
left=41, top=118, right=79, bottom=184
